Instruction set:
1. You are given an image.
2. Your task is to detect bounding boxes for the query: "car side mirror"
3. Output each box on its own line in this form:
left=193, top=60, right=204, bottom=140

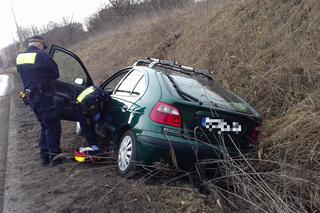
left=74, top=78, right=84, bottom=85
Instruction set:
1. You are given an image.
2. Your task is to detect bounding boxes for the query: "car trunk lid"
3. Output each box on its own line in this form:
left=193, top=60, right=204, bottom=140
left=173, top=101, right=261, bottom=148
left=160, top=72, right=261, bottom=149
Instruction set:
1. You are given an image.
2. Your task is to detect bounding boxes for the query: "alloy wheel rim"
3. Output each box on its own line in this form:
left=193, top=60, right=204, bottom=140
left=118, top=135, right=133, bottom=171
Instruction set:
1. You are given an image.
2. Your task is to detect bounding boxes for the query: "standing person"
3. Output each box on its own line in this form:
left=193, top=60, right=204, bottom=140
left=16, top=36, right=62, bottom=167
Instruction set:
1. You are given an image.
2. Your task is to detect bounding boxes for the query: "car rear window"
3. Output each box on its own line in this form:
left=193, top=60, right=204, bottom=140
left=163, top=72, right=255, bottom=114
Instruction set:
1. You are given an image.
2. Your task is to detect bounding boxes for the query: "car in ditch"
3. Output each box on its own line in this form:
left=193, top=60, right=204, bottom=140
left=49, top=45, right=262, bottom=176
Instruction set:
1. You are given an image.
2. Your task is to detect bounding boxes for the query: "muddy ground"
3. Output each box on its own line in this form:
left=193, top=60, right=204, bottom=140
left=2, top=88, right=226, bottom=212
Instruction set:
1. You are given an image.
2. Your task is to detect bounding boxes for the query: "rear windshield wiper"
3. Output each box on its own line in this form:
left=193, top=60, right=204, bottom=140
left=166, top=74, right=202, bottom=104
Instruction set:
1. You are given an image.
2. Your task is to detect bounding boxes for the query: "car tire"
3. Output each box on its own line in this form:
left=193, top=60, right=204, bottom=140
left=75, top=122, right=82, bottom=136
left=117, top=130, right=137, bottom=176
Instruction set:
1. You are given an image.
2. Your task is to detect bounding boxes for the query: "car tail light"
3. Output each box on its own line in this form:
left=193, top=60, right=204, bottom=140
left=151, top=102, right=182, bottom=128
left=249, top=126, right=261, bottom=144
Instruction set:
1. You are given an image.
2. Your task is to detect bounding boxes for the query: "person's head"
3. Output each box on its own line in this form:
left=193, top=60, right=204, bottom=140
left=82, top=88, right=106, bottom=114
left=83, top=94, right=104, bottom=113
left=28, top=36, right=48, bottom=50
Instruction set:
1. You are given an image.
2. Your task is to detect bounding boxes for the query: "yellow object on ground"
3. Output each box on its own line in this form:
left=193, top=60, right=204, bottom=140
left=74, top=155, right=86, bottom=162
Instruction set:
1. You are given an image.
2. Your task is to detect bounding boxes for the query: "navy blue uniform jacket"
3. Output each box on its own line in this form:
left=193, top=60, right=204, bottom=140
left=16, top=46, right=59, bottom=91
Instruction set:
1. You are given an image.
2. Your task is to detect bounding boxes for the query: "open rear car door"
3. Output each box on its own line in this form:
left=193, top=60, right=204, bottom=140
left=49, top=44, right=93, bottom=121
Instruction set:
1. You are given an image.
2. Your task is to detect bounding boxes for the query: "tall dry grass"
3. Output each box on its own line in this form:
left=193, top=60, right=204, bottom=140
left=71, top=0, right=320, bottom=211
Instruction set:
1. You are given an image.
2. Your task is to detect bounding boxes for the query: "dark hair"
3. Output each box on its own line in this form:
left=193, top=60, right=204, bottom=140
left=29, top=36, right=48, bottom=49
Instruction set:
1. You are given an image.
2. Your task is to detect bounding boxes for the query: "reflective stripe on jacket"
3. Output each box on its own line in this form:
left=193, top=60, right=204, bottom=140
left=77, top=86, right=96, bottom=103
left=16, top=53, right=37, bottom=65
left=16, top=46, right=59, bottom=91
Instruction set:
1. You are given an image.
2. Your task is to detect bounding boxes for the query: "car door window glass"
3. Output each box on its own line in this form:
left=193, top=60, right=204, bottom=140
left=115, top=70, right=143, bottom=96
left=53, top=50, right=88, bottom=85
left=104, top=72, right=128, bottom=92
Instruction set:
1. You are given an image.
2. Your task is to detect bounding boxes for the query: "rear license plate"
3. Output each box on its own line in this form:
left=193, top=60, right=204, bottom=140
left=201, top=117, right=241, bottom=134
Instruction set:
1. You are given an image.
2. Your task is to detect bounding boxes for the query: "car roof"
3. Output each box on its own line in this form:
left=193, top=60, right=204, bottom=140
left=133, top=58, right=213, bottom=80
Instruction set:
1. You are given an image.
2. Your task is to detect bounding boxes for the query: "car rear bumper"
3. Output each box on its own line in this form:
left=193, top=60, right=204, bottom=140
left=135, top=133, right=255, bottom=168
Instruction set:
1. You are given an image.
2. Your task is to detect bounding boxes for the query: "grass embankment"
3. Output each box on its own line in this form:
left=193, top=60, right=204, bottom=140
left=72, top=0, right=320, bottom=211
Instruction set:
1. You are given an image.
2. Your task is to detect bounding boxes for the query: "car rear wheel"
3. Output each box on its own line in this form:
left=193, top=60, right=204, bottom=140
left=117, top=130, right=137, bottom=176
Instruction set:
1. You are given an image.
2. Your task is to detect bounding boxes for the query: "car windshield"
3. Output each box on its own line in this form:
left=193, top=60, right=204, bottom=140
left=164, top=72, right=255, bottom=114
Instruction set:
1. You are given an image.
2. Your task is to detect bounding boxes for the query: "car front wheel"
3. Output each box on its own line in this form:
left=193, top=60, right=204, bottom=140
left=117, top=130, right=137, bottom=176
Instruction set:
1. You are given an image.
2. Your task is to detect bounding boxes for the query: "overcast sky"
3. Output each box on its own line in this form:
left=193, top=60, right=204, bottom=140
left=0, top=0, right=108, bottom=48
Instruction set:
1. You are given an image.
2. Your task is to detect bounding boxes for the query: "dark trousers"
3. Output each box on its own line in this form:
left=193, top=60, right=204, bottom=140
left=28, top=94, right=61, bottom=160
left=77, top=107, right=97, bottom=147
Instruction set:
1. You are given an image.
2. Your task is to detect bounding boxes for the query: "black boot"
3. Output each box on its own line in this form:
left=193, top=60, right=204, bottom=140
left=49, top=152, right=63, bottom=167
left=40, top=156, right=50, bottom=166
left=40, top=152, right=50, bottom=166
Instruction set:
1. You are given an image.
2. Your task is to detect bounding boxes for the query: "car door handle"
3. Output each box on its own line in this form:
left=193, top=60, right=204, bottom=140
left=121, top=105, right=128, bottom=111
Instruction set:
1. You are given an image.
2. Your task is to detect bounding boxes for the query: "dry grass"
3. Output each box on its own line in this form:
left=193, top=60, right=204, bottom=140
left=68, top=0, right=320, bottom=211
left=72, top=11, right=185, bottom=84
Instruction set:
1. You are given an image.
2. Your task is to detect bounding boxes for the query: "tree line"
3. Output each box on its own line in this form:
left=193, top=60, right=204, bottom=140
left=86, top=0, right=191, bottom=33
left=0, top=0, right=191, bottom=68
left=0, top=17, right=87, bottom=68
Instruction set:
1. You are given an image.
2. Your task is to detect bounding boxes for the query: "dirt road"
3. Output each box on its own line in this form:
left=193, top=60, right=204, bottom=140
left=0, top=71, right=18, bottom=212
left=0, top=69, right=216, bottom=213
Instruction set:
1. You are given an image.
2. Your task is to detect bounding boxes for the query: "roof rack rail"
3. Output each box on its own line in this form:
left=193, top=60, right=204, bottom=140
left=133, top=58, right=178, bottom=67
left=133, top=57, right=213, bottom=79
left=147, top=57, right=178, bottom=68
left=132, top=59, right=151, bottom=66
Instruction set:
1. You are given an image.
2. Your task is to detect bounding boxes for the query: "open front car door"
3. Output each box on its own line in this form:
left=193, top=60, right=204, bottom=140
left=49, top=44, right=93, bottom=121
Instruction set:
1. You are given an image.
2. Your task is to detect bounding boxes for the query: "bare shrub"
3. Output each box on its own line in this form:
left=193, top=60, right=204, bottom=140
left=85, top=0, right=191, bottom=33
left=1, top=44, right=18, bottom=67
left=0, top=17, right=87, bottom=67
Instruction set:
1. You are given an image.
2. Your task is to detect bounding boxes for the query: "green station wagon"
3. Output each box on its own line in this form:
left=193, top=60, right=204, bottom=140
left=49, top=45, right=262, bottom=176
